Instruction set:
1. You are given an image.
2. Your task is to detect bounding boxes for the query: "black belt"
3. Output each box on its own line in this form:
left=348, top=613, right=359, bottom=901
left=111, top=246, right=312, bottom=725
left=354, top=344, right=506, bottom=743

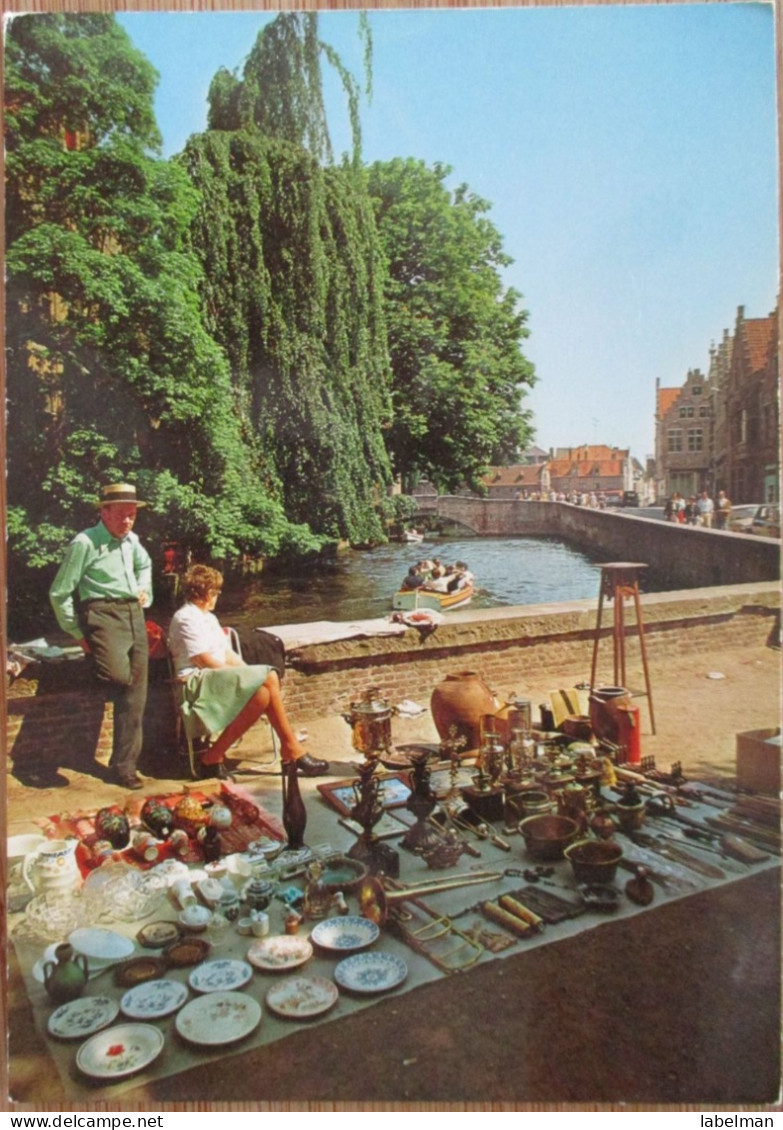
left=83, top=597, right=138, bottom=605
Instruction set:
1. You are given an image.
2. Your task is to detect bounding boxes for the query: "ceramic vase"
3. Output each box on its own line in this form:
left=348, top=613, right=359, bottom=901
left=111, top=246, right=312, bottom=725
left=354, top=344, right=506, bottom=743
left=140, top=798, right=173, bottom=840
left=94, top=807, right=130, bottom=849
left=429, top=671, right=498, bottom=752
left=282, top=761, right=307, bottom=850
left=43, top=943, right=88, bottom=1004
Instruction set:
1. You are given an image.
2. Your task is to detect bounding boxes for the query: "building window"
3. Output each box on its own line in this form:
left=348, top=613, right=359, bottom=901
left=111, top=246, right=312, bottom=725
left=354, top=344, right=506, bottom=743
left=692, top=386, right=702, bottom=396
left=668, top=429, right=683, bottom=452
left=699, top=405, right=709, bottom=417
left=687, top=428, right=703, bottom=452
left=679, top=407, right=687, bottom=418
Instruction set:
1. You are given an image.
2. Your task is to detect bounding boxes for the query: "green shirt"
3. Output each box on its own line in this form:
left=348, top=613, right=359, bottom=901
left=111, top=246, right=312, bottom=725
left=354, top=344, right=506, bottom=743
left=49, top=520, right=153, bottom=640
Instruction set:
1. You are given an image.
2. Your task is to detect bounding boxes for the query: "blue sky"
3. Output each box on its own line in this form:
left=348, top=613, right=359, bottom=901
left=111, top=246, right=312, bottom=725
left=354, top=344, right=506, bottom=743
left=117, top=4, right=779, bottom=465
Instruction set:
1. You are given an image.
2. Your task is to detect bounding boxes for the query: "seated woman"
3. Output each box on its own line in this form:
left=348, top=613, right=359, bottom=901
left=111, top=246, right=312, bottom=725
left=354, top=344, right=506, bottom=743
left=168, top=565, right=329, bottom=780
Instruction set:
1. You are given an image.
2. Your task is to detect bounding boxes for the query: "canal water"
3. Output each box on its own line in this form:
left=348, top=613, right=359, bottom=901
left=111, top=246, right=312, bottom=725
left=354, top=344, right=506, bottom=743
left=219, top=536, right=604, bottom=630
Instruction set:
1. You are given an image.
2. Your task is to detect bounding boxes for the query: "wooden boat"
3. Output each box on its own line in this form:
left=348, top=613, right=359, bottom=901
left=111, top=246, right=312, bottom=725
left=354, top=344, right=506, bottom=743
left=392, top=582, right=474, bottom=612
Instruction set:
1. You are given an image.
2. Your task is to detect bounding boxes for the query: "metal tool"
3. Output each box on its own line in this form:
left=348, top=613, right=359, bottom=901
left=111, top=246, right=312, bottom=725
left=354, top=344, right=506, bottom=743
left=630, top=831, right=726, bottom=880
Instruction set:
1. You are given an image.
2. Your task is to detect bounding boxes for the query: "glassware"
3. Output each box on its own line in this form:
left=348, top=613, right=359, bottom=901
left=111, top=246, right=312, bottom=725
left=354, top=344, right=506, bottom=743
left=303, top=861, right=331, bottom=920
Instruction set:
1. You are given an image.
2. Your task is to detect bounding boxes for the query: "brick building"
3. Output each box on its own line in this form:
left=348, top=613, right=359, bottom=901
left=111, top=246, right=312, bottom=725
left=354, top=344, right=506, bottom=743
left=655, top=368, right=713, bottom=500
left=655, top=304, right=779, bottom=504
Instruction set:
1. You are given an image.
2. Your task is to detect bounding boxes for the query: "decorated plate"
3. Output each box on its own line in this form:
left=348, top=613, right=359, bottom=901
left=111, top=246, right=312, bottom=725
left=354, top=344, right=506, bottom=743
left=334, top=952, right=408, bottom=995
left=310, top=916, right=380, bottom=953
left=188, top=958, right=253, bottom=993
left=76, top=1023, right=164, bottom=1081
left=120, top=979, right=189, bottom=1020
left=47, top=996, right=120, bottom=1040
left=69, top=928, right=135, bottom=963
left=136, top=921, right=181, bottom=949
left=175, top=991, right=261, bottom=1047
left=264, top=976, right=339, bottom=1020
left=246, top=936, right=313, bottom=972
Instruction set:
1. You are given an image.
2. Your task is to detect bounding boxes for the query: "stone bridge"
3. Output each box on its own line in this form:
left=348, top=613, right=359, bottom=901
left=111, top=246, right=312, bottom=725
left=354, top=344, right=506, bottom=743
left=413, top=495, right=781, bottom=591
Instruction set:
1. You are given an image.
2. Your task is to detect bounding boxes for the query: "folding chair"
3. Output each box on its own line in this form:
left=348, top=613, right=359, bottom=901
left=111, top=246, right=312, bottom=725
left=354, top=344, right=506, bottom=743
left=168, top=627, right=279, bottom=779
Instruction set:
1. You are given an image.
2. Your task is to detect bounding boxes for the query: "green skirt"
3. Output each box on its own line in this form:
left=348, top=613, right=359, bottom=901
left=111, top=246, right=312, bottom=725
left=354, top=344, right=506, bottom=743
left=180, top=665, right=273, bottom=735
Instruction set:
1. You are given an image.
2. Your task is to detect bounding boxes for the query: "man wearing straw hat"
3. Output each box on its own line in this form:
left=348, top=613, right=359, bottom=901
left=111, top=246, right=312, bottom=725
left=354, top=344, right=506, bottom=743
left=49, top=483, right=153, bottom=790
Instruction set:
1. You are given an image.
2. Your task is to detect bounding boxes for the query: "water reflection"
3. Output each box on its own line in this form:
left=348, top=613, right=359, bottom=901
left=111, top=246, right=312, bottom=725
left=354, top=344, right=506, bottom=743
left=218, top=537, right=603, bottom=630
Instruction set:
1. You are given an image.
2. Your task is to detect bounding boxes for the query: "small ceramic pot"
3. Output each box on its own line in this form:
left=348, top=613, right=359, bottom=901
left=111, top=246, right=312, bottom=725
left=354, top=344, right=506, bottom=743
left=251, top=912, right=270, bottom=938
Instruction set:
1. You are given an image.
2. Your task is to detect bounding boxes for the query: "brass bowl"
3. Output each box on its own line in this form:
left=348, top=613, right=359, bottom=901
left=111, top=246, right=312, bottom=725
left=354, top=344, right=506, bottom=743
left=320, top=855, right=368, bottom=895
left=519, top=814, right=579, bottom=861
left=564, top=838, right=623, bottom=885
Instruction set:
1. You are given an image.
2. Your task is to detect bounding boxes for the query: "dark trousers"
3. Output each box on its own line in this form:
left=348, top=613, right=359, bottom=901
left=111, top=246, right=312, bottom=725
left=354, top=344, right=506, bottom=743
left=81, top=600, right=148, bottom=778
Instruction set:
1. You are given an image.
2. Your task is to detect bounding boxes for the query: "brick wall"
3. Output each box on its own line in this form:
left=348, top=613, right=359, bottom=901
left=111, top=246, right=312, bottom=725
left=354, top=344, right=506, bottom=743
left=8, top=582, right=776, bottom=777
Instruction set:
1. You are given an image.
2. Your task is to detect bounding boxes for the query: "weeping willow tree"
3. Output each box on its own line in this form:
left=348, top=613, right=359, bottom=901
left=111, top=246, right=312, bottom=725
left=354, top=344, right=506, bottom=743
left=183, top=12, right=391, bottom=544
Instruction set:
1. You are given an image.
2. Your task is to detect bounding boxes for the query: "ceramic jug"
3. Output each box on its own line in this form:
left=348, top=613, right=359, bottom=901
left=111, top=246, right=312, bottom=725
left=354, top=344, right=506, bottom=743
left=42, top=942, right=88, bottom=1004
left=22, top=838, right=81, bottom=896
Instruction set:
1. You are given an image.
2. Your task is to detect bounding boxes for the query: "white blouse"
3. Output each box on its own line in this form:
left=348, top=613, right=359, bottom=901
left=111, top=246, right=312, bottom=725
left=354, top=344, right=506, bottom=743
left=168, top=602, right=230, bottom=676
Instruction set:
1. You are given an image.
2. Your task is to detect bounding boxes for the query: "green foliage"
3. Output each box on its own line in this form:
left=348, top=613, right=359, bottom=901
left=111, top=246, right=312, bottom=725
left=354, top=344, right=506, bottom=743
left=206, top=12, right=372, bottom=167
left=182, top=128, right=393, bottom=546
left=366, top=158, right=537, bottom=492
left=5, top=12, right=320, bottom=635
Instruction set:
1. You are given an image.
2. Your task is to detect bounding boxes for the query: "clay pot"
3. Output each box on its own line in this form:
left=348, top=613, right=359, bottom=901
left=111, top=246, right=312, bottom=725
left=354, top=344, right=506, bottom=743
left=430, top=672, right=499, bottom=752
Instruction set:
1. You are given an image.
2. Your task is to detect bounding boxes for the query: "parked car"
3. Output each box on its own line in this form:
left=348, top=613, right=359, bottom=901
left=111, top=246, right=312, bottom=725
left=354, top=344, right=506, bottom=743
left=750, top=504, right=780, bottom=539
left=621, top=490, right=640, bottom=508
left=727, top=504, right=761, bottom=534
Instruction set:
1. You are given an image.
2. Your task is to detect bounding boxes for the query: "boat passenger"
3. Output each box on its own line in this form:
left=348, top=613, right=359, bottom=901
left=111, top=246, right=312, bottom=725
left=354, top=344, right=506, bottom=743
left=454, top=561, right=474, bottom=588
left=400, top=566, right=426, bottom=591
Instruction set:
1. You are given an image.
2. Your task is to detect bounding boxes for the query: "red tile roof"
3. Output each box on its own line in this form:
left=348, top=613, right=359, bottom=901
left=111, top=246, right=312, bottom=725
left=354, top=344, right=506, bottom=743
left=657, top=387, right=680, bottom=418
left=547, top=459, right=625, bottom=480
left=742, top=315, right=776, bottom=374
left=483, top=464, right=545, bottom=488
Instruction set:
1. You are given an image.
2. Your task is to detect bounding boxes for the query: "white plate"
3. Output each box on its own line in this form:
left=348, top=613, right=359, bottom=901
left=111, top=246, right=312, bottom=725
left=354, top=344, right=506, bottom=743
left=76, top=1023, right=164, bottom=1080
left=47, top=996, right=120, bottom=1040
left=310, top=916, right=380, bottom=953
left=175, top=991, right=261, bottom=1046
left=334, top=952, right=408, bottom=995
left=265, top=976, right=339, bottom=1019
left=120, top=979, right=189, bottom=1020
left=69, top=928, right=135, bottom=963
left=246, top=936, right=313, bottom=972
left=188, top=958, right=253, bottom=993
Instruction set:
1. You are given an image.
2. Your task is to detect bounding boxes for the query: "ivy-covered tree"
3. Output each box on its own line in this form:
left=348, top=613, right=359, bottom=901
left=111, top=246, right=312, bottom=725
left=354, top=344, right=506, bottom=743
left=366, top=158, right=537, bottom=492
left=5, top=13, right=318, bottom=633
left=184, top=13, right=392, bottom=545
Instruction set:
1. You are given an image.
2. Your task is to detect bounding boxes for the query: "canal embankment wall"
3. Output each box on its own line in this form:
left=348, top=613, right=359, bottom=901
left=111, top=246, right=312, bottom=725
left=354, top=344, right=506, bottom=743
left=7, top=581, right=780, bottom=776
left=423, top=497, right=781, bottom=589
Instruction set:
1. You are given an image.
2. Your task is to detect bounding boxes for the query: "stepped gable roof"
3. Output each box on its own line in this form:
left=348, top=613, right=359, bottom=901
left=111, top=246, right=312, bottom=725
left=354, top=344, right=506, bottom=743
left=483, top=464, right=545, bottom=488
left=741, top=314, right=777, bottom=375
left=657, top=386, right=681, bottom=419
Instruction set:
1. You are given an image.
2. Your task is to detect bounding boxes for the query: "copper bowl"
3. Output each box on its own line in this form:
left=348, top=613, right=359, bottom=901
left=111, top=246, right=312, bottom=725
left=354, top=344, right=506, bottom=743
left=519, top=814, right=579, bottom=861
left=564, top=838, right=623, bottom=884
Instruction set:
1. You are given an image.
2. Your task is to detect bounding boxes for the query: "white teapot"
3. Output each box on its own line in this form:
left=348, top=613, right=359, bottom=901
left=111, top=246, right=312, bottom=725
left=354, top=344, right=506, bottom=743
left=22, top=838, right=81, bottom=896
